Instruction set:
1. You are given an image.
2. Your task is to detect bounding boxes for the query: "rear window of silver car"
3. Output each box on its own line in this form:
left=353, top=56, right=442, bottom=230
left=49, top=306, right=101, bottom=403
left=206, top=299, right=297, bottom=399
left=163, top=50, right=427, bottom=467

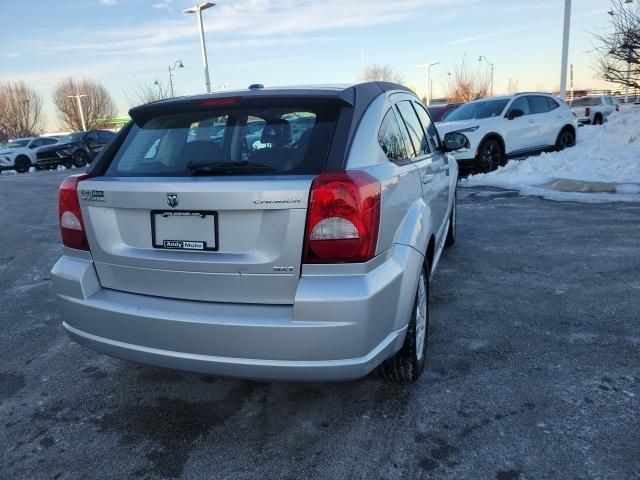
left=105, top=106, right=339, bottom=176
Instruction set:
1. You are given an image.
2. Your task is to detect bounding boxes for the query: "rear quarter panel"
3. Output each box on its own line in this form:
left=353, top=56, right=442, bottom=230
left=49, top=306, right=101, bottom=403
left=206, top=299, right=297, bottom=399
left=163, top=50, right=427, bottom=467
left=345, top=93, right=434, bottom=260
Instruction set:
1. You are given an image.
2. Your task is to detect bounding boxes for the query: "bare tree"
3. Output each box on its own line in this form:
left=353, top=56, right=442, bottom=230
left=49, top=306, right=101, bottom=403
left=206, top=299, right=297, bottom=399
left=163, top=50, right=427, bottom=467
left=53, top=77, right=116, bottom=131
left=361, top=64, right=405, bottom=84
left=506, top=77, right=520, bottom=95
left=0, top=82, right=44, bottom=139
left=445, top=57, right=490, bottom=102
left=590, top=0, right=639, bottom=90
left=125, top=79, right=172, bottom=108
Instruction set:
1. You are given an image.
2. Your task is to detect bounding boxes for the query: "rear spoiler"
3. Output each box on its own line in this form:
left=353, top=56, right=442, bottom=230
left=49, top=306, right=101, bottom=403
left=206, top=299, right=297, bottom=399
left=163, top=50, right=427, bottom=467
left=129, top=90, right=356, bottom=126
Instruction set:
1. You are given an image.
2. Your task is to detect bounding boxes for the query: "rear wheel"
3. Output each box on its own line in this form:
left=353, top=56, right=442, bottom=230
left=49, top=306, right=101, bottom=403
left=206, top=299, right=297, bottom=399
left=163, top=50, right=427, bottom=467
left=378, top=264, right=429, bottom=383
left=72, top=150, right=88, bottom=168
left=593, top=114, right=603, bottom=125
left=555, top=128, right=575, bottom=151
left=14, top=155, right=31, bottom=174
left=477, top=138, right=503, bottom=172
left=444, top=192, right=456, bottom=248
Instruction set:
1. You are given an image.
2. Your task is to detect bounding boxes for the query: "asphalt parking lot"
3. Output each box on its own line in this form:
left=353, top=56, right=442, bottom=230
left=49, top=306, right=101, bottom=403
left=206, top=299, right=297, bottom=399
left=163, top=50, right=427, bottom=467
left=1, top=170, right=639, bottom=480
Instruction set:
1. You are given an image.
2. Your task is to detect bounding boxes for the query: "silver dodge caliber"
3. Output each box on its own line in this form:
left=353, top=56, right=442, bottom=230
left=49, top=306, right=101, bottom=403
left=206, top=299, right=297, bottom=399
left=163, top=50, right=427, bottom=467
left=52, top=82, right=467, bottom=382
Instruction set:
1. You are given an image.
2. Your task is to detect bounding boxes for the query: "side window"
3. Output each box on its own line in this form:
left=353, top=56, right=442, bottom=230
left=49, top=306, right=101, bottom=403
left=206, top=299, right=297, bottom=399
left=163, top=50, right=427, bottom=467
left=413, top=101, right=439, bottom=152
left=29, top=139, right=42, bottom=148
left=529, top=96, right=550, bottom=114
left=546, top=97, right=560, bottom=111
left=42, top=138, right=57, bottom=146
left=378, top=108, right=408, bottom=163
left=396, top=100, right=427, bottom=156
left=509, top=97, right=531, bottom=116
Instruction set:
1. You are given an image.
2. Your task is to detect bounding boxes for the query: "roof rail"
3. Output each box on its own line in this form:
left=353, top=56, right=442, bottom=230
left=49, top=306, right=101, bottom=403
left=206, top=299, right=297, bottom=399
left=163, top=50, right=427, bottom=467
left=514, top=91, right=551, bottom=96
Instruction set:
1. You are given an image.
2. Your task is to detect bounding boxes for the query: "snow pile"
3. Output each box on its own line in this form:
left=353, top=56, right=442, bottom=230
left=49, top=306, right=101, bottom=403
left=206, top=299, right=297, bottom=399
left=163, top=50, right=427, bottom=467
left=462, top=112, right=640, bottom=202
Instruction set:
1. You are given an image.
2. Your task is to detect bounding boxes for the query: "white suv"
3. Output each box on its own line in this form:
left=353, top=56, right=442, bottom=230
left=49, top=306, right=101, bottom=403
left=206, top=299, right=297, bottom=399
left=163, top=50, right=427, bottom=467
left=436, top=93, right=578, bottom=172
left=569, top=95, right=619, bottom=125
left=0, top=136, right=59, bottom=173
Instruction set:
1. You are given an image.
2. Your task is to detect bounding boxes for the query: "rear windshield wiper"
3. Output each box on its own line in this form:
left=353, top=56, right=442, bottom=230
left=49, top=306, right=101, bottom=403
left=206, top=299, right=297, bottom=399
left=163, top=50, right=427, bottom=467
left=187, top=161, right=277, bottom=175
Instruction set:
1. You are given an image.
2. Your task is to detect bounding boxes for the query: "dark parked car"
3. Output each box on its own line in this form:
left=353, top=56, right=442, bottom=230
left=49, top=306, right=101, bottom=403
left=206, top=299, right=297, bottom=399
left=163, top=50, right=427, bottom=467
left=427, top=103, right=464, bottom=123
left=36, top=130, right=116, bottom=169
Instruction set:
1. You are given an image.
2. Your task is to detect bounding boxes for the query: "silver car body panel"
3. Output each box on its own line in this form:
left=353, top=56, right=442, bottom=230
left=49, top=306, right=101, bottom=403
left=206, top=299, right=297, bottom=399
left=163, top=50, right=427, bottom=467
left=52, top=84, right=457, bottom=380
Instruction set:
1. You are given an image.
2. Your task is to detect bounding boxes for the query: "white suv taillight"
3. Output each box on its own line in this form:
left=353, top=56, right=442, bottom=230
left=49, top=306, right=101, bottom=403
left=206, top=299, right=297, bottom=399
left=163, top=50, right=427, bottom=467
left=585, top=107, right=591, bottom=118
left=303, top=170, right=381, bottom=263
left=59, top=174, right=90, bottom=250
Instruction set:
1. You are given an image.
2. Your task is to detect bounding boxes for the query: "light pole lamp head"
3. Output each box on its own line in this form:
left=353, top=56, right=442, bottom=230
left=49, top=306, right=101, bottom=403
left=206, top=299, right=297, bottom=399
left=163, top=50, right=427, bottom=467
left=177, top=60, right=184, bottom=68
left=183, top=2, right=215, bottom=13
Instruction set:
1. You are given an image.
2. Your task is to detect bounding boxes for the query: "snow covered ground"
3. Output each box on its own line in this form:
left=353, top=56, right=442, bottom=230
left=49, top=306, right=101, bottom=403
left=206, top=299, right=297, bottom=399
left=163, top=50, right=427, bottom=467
left=461, top=111, right=640, bottom=203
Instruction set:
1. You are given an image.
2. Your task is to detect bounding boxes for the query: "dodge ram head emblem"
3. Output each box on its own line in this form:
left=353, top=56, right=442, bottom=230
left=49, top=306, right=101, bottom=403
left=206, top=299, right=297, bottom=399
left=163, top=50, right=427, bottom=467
left=166, top=193, right=179, bottom=208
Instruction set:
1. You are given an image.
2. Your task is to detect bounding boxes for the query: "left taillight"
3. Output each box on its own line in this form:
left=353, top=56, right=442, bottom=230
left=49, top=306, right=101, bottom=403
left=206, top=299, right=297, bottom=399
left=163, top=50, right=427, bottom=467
left=59, top=174, right=90, bottom=250
left=303, top=170, right=381, bottom=264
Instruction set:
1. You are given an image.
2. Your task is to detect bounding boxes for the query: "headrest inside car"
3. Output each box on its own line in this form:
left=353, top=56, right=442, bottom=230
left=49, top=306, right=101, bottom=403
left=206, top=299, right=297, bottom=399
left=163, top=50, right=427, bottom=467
left=260, top=119, right=292, bottom=146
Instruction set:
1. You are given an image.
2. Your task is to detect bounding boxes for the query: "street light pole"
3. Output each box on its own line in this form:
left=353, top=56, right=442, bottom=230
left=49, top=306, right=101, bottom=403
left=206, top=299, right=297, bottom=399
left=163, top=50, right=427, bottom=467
left=416, top=61, right=440, bottom=106
left=167, top=60, right=184, bottom=98
left=67, top=94, right=87, bottom=132
left=184, top=2, right=215, bottom=94
left=559, top=0, right=572, bottom=101
left=478, top=56, right=494, bottom=96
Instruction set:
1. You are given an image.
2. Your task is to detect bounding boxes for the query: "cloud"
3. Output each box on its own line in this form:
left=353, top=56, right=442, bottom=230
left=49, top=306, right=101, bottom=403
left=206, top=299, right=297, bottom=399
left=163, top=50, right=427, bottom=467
left=20, top=0, right=473, bottom=58
left=5, top=52, right=19, bottom=58
left=100, top=0, right=118, bottom=5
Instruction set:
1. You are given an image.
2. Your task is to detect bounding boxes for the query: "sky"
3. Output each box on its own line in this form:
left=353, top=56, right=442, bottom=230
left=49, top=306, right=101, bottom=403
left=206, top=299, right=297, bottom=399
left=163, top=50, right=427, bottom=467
left=0, top=0, right=620, bottom=131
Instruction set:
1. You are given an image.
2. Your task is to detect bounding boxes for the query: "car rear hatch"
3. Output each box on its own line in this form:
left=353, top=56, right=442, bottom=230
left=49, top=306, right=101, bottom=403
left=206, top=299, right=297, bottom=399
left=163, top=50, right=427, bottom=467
left=80, top=93, right=349, bottom=304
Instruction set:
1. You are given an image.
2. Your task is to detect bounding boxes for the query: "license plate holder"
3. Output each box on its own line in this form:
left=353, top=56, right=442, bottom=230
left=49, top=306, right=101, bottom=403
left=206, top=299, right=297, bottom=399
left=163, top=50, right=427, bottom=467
left=151, top=210, right=218, bottom=251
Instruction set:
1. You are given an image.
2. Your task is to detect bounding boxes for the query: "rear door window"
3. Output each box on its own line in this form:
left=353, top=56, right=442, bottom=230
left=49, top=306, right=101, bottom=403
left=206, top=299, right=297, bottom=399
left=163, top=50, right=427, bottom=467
left=378, top=108, right=409, bottom=163
left=529, top=96, right=551, bottom=114
left=396, top=100, right=428, bottom=156
left=104, top=105, right=339, bottom=176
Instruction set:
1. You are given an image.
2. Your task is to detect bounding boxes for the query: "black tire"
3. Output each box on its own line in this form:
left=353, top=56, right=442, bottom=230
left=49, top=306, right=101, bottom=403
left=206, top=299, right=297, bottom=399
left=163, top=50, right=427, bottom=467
left=14, top=155, right=31, bottom=174
left=477, top=137, right=503, bottom=172
left=555, top=128, right=575, bottom=151
left=593, top=114, right=603, bottom=126
left=378, top=264, right=429, bottom=383
left=444, top=192, right=456, bottom=248
left=72, top=150, right=88, bottom=168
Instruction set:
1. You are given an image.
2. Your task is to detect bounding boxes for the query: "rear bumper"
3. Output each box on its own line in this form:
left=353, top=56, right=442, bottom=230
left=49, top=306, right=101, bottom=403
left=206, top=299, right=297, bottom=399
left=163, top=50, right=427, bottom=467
left=52, top=244, right=423, bottom=381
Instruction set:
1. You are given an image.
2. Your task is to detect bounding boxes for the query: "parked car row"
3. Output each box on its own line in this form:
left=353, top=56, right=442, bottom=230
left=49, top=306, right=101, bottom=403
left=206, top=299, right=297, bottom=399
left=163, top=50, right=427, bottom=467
left=0, top=129, right=116, bottom=174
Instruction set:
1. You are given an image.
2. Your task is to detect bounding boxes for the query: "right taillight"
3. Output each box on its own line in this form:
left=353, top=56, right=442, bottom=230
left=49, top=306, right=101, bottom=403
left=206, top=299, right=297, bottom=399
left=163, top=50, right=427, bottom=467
left=585, top=107, right=591, bottom=117
left=59, top=174, right=90, bottom=250
left=303, top=170, right=381, bottom=263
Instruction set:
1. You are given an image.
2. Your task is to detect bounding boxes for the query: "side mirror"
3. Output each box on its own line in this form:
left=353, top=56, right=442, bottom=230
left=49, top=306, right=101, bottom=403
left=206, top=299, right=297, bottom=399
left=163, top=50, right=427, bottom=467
left=442, top=132, right=468, bottom=152
left=507, top=109, right=524, bottom=120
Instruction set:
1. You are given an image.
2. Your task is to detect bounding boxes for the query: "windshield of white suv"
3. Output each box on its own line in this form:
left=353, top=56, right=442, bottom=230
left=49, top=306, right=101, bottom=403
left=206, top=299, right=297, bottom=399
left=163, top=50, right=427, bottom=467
left=444, top=99, right=509, bottom=122
left=5, top=139, right=30, bottom=148
left=105, top=104, right=340, bottom=177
